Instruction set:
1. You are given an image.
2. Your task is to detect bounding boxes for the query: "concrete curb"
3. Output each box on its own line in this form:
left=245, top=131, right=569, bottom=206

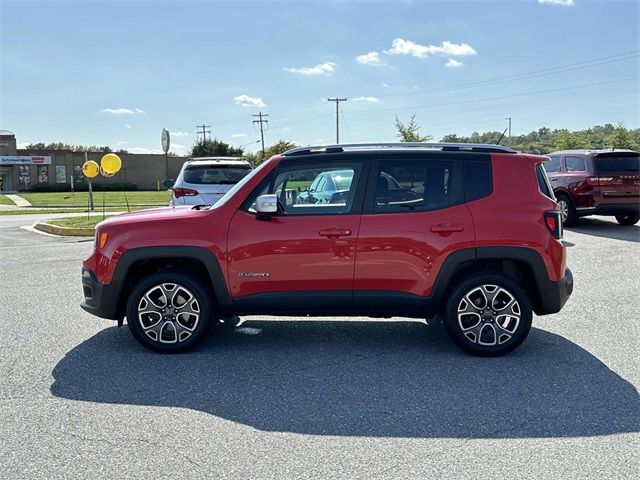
left=34, top=221, right=95, bottom=237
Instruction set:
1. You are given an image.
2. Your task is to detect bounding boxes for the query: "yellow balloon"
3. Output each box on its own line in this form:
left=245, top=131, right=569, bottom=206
left=82, top=160, right=99, bottom=178
left=101, top=153, right=122, bottom=174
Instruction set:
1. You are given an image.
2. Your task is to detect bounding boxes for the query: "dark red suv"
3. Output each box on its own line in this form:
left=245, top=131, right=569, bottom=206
left=81, top=143, right=573, bottom=356
left=545, top=149, right=640, bottom=226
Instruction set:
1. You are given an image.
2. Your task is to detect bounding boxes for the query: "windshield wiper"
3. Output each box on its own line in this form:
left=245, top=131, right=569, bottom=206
left=191, top=204, right=211, bottom=210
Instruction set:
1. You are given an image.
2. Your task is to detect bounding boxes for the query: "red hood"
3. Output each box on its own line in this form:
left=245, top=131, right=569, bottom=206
left=97, top=205, right=206, bottom=228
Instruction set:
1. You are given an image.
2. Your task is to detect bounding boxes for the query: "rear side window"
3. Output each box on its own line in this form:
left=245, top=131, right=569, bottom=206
left=183, top=165, right=252, bottom=185
left=374, top=160, right=454, bottom=212
left=594, top=154, right=640, bottom=173
left=565, top=156, right=587, bottom=172
left=463, top=160, right=492, bottom=202
left=536, top=164, right=555, bottom=200
left=544, top=155, right=561, bottom=173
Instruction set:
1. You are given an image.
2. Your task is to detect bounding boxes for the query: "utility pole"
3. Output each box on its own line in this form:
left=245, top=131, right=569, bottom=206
left=505, top=117, right=512, bottom=140
left=252, top=112, right=269, bottom=157
left=196, top=124, right=211, bottom=141
left=328, top=98, right=347, bottom=143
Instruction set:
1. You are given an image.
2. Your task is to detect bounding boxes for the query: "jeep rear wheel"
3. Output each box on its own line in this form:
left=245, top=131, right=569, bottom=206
left=443, top=273, right=532, bottom=356
left=126, top=271, right=213, bottom=353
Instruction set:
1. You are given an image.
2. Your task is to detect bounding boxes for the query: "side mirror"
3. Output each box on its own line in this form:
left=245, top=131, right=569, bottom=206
left=256, top=194, right=278, bottom=218
left=163, top=178, right=175, bottom=189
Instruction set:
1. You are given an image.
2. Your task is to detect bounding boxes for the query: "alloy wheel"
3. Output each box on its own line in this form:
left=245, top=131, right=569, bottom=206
left=457, top=284, right=521, bottom=346
left=557, top=199, right=569, bottom=223
left=137, top=283, right=200, bottom=343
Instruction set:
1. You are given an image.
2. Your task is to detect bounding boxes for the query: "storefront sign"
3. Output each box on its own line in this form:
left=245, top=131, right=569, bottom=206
left=0, top=155, right=52, bottom=165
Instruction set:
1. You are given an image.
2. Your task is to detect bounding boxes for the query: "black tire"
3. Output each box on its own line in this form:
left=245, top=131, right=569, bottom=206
left=615, top=213, right=640, bottom=226
left=126, top=270, right=213, bottom=353
left=556, top=194, right=578, bottom=227
left=219, top=316, right=242, bottom=329
left=443, top=273, right=533, bottom=357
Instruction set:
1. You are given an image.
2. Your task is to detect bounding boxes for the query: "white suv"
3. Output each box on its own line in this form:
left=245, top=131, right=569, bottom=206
left=168, top=157, right=253, bottom=206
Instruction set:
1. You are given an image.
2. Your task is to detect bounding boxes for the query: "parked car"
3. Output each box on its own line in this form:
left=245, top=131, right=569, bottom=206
left=81, top=142, right=572, bottom=356
left=166, top=157, right=252, bottom=206
left=544, top=149, right=640, bottom=226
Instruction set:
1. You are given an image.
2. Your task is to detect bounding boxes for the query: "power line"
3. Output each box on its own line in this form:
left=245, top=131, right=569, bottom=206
left=196, top=123, right=211, bottom=140
left=347, top=77, right=639, bottom=115
left=252, top=112, right=269, bottom=157
left=339, top=105, right=353, bottom=143
left=327, top=98, right=347, bottom=143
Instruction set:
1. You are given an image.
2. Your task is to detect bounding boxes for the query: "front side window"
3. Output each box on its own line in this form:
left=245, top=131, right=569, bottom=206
left=564, top=156, right=587, bottom=172
left=246, top=162, right=362, bottom=215
left=374, top=160, right=454, bottom=212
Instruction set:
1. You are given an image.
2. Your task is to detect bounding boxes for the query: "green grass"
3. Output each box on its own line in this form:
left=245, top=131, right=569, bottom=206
left=0, top=195, right=15, bottom=205
left=0, top=206, right=152, bottom=215
left=48, top=216, right=114, bottom=229
left=19, top=190, right=170, bottom=207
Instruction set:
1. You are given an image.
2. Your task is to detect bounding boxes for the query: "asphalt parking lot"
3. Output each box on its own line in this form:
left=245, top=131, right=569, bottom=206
left=0, top=214, right=638, bottom=479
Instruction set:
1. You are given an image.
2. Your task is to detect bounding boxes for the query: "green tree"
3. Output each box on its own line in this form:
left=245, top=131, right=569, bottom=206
left=190, top=138, right=244, bottom=157
left=395, top=114, right=432, bottom=142
left=553, top=130, right=589, bottom=151
left=246, top=140, right=298, bottom=165
left=606, top=123, right=640, bottom=150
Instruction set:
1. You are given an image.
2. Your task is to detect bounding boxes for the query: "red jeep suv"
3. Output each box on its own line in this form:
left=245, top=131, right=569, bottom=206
left=81, top=143, right=573, bottom=356
left=545, top=149, right=640, bottom=226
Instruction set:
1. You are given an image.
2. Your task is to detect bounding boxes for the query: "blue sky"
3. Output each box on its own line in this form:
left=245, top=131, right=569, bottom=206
left=1, top=0, right=639, bottom=155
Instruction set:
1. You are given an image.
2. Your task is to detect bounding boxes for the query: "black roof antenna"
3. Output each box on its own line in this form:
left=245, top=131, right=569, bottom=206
left=496, top=127, right=508, bottom=146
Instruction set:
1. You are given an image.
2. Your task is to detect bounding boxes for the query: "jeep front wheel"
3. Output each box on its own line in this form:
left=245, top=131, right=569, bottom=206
left=126, top=271, right=213, bottom=353
left=443, top=273, right=532, bottom=356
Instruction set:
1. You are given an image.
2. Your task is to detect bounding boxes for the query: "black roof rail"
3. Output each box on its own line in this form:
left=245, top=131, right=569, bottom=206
left=283, top=142, right=517, bottom=156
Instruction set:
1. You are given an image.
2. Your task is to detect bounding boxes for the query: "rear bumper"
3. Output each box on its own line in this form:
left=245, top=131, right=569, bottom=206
left=80, top=268, right=123, bottom=320
left=577, top=203, right=640, bottom=217
left=535, top=267, right=573, bottom=315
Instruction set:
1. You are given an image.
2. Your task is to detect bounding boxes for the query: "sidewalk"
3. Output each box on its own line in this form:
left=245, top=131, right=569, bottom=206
left=4, top=194, right=32, bottom=207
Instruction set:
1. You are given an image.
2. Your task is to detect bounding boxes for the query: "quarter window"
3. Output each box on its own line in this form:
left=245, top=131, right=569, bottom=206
left=565, top=155, right=587, bottom=172
left=374, top=160, right=454, bottom=212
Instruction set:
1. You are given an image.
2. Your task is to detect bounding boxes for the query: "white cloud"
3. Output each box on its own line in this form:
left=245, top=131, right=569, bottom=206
left=386, top=38, right=477, bottom=58
left=284, top=62, right=336, bottom=76
left=233, top=94, right=266, bottom=108
left=231, top=133, right=248, bottom=138
left=100, top=107, right=145, bottom=114
left=352, top=96, right=381, bottom=103
left=124, top=124, right=133, bottom=129
left=356, top=51, right=385, bottom=66
left=382, top=83, right=390, bottom=88
left=539, top=0, right=575, bottom=6
left=171, top=143, right=186, bottom=151
left=170, top=131, right=189, bottom=137
left=445, top=59, right=464, bottom=68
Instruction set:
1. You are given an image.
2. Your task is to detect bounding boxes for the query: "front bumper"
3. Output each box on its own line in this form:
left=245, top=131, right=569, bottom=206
left=535, top=267, right=574, bottom=315
left=80, top=268, right=123, bottom=320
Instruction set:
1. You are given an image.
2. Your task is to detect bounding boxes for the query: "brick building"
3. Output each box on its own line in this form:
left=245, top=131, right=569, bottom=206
left=0, top=130, right=188, bottom=191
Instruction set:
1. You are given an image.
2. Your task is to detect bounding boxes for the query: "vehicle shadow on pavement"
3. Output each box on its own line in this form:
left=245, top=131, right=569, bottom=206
left=568, top=217, right=640, bottom=243
left=51, top=321, right=640, bottom=439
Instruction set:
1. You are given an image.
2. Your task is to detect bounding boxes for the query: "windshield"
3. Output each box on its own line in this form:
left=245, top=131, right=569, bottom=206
left=213, top=161, right=273, bottom=208
left=183, top=165, right=252, bottom=184
left=594, top=154, right=640, bottom=173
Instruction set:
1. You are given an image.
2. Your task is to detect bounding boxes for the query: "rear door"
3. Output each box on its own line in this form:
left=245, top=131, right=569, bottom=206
left=592, top=152, right=640, bottom=206
left=353, top=154, right=476, bottom=314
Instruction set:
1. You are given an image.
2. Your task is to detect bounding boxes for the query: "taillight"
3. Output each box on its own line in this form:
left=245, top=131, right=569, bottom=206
left=173, top=187, right=199, bottom=198
left=545, top=210, right=562, bottom=239
left=586, top=176, right=613, bottom=186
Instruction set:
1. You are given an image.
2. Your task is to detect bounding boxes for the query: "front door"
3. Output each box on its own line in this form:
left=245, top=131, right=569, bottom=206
left=227, top=159, right=366, bottom=314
